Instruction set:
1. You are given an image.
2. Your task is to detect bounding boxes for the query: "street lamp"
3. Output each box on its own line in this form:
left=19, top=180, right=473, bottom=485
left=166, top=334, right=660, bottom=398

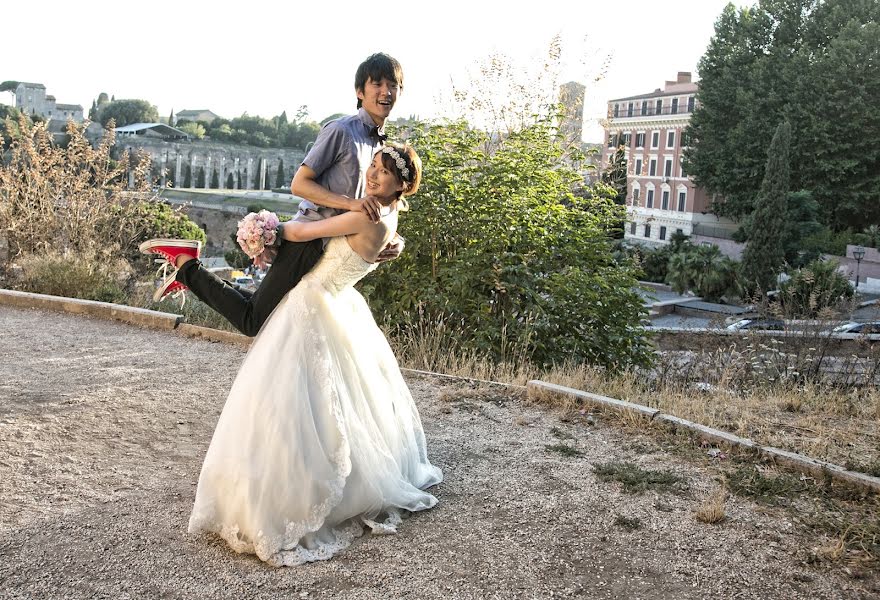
left=853, top=245, right=866, bottom=289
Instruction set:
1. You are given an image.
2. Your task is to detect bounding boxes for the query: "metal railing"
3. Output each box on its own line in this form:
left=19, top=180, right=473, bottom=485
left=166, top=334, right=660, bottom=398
left=611, top=104, right=695, bottom=119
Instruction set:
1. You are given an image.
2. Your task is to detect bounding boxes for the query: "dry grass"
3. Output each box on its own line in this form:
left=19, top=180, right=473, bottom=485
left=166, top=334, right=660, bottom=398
left=694, top=487, right=727, bottom=524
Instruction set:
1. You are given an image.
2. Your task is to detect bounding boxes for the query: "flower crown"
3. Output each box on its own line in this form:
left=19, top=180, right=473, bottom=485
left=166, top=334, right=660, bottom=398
left=381, top=146, right=410, bottom=181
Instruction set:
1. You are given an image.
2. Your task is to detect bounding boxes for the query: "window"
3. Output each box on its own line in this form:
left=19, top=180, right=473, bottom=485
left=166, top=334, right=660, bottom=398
left=680, top=162, right=688, bottom=178
left=666, top=131, right=675, bottom=148
left=613, top=104, right=619, bottom=118
left=678, top=190, right=687, bottom=211
left=649, top=158, right=657, bottom=176
left=623, top=132, right=631, bottom=147
left=632, top=187, right=641, bottom=204
left=641, top=101, right=648, bottom=116
left=635, top=132, right=645, bottom=148
left=676, top=228, right=683, bottom=235
left=608, top=133, right=615, bottom=148
left=634, top=157, right=643, bottom=175
left=627, top=102, right=634, bottom=117
left=687, top=96, right=695, bottom=112
left=630, top=222, right=637, bottom=235
left=646, top=188, right=655, bottom=208
left=661, top=190, right=670, bottom=210
left=655, top=99, right=662, bottom=114
left=659, top=226, right=667, bottom=240
left=644, top=224, right=652, bottom=238
left=664, top=158, right=673, bottom=178
left=671, top=98, right=679, bottom=114
left=651, top=131, right=660, bottom=149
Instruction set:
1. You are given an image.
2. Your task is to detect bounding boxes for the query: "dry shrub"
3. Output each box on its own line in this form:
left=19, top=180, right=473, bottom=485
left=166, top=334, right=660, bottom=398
left=16, top=251, right=130, bottom=303
left=695, top=487, right=727, bottom=524
left=0, top=117, right=152, bottom=265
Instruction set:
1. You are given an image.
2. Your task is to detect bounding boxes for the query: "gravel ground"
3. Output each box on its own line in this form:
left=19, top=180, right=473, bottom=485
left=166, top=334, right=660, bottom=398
left=0, top=305, right=877, bottom=599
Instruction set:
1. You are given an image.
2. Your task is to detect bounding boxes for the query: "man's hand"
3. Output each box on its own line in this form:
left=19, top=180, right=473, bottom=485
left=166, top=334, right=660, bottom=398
left=352, top=195, right=383, bottom=223
left=253, top=246, right=278, bottom=270
left=375, top=235, right=405, bottom=263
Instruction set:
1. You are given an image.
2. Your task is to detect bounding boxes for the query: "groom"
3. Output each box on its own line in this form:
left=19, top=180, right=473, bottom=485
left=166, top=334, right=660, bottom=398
left=140, top=52, right=405, bottom=336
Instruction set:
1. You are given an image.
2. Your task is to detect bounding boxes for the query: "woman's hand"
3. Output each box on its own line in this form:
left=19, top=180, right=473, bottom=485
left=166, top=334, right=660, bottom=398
left=375, top=234, right=405, bottom=263
left=253, top=247, right=277, bottom=270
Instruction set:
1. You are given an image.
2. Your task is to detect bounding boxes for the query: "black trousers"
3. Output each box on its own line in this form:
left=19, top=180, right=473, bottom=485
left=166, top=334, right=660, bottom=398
left=176, top=239, right=324, bottom=337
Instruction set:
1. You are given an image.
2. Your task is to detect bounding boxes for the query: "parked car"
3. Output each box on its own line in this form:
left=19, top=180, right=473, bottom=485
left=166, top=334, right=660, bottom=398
left=725, top=318, right=786, bottom=331
left=832, top=322, right=880, bottom=334
left=233, top=275, right=256, bottom=289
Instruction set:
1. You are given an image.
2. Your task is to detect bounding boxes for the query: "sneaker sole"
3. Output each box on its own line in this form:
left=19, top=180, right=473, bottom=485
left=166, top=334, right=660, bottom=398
left=139, top=238, right=202, bottom=254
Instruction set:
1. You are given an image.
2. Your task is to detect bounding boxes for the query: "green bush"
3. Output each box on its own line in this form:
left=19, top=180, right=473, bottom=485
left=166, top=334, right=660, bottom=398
left=361, top=117, right=651, bottom=369
left=779, top=258, right=854, bottom=318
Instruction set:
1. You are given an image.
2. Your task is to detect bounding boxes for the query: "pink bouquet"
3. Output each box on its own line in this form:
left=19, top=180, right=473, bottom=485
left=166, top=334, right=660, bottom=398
left=236, top=210, right=280, bottom=258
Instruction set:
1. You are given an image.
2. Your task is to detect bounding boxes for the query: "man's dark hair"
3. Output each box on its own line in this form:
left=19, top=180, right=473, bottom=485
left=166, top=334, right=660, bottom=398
left=355, top=53, right=403, bottom=109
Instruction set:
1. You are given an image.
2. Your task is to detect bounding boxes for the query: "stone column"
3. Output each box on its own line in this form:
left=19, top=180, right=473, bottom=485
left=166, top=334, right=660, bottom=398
left=246, top=158, right=253, bottom=190
left=175, top=153, right=182, bottom=187
left=233, top=157, right=240, bottom=189
left=205, top=155, right=212, bottom=189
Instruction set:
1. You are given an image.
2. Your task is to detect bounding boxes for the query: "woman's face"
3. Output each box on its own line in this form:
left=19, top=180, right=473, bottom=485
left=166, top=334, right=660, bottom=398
left=366, top=152, right=405, bottom=199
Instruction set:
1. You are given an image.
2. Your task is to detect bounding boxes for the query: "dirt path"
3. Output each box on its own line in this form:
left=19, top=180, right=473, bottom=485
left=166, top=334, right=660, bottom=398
left=0, top=305, right=875, bottom=599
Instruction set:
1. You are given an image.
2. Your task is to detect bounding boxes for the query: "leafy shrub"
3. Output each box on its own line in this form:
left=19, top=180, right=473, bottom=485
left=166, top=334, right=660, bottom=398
left=361, top=117, right=651, bottom=369
left=778, top=258, right=853, bottom=318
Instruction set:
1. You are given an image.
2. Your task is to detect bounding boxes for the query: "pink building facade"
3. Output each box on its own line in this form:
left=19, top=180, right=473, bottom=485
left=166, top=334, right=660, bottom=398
left=601, top=72, right=736, bottom=246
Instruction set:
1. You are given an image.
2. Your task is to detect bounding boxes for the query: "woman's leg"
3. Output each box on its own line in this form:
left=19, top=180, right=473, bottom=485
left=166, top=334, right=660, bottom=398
left=177, top=239, right=324, bottom=336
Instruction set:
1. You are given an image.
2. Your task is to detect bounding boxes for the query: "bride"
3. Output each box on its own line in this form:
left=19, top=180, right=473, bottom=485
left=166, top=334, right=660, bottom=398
left=187, top=144, right=442, bottom=567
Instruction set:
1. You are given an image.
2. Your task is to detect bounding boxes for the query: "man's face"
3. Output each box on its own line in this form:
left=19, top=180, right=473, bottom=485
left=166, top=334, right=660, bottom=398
left=357, top=77, right=399, bottom=125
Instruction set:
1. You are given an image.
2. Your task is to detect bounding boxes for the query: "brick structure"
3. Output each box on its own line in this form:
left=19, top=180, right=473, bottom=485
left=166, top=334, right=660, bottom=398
left=601, top=72, right=736, bottom=247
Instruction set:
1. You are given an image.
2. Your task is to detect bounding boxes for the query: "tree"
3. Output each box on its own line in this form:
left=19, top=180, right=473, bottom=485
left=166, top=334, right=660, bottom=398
left=196, top=167, right=206, bottom=188
left=97, top=99, right=159, bottom=127
left=734, top=190, right=823, bottom=267
left=275, top=159, right=285, bottom=188
left=183, top=165, right=192, bottom=188
left=0, top=81, right=19, bottom=93
left=89, top=100, right=98, bottom=121
left=741, top=122, right=791, bottom=294
left=685, top=1, right=880, bottom=230
left=210, top=169, right=220, bottom=189
left=226, top=172, right=234, bottom=189
left=96, top=92, right=110, bottom=105
left=179, top=122, right=205, bottom=139
left=360, top=117, right=650, bottom=368
left=168, top=108, right=175, bottom=126
left=601, top=135, right=628, bottom=206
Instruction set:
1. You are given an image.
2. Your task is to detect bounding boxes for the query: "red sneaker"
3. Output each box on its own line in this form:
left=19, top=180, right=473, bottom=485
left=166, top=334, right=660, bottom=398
left=139, top=238, right=202, bottom=266
left=153, top=271, right=188, bottom=303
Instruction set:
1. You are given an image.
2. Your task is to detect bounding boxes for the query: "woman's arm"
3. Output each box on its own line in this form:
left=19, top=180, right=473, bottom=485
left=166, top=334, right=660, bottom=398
left=280, top=210, right=373, bottom=243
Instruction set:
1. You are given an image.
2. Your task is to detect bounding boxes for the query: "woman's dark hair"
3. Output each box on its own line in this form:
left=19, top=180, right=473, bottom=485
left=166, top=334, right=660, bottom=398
left=379, top=143, right=421, bottom=201
left=355, top=53, right=403, bottom=109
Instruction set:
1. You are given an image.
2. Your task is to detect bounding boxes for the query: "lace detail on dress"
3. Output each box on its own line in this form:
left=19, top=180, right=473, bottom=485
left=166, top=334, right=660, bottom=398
left=187, top=235, right=442, bottom=567
left=303, top=237, right=378, bottom=295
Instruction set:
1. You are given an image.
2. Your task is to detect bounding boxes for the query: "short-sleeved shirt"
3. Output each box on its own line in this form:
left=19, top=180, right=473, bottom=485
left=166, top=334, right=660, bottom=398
left=293, top=107, right=385, bottom=224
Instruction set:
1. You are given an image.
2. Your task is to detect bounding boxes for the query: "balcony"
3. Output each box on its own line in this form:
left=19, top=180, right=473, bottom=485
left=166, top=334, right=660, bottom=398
left=611, top=104, right=695, bottom=120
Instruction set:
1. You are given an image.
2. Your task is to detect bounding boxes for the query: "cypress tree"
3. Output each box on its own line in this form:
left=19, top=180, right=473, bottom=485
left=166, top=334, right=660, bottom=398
left=741, top=122, right=791, bottom=295
left=184, top=165, right=192, bottom=188
left=276, top=159, right=285, bottom=188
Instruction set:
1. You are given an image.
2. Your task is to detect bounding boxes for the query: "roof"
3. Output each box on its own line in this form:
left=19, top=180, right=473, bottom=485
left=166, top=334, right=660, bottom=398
left=176, top=109, right=220, bottom=118
left=16, top=82, right=46, bottom=89
left=610, top=83, right=699, bottom=103
left=114, top=122, right=189, bottom=138
left=55, top=103, right=83, bottom=111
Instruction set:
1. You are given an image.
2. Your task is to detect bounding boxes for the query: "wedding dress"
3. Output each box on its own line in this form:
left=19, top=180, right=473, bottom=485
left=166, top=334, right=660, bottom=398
left=188, top=236, right=443, bottom=567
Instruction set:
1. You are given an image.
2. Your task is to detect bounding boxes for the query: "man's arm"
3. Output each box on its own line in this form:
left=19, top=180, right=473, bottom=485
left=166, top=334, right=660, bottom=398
left=292, top=165, right=382, bottom=222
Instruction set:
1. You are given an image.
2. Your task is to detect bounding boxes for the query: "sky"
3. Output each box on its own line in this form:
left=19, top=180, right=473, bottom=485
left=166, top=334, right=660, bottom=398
left=3, top=0, right=753, bottom=143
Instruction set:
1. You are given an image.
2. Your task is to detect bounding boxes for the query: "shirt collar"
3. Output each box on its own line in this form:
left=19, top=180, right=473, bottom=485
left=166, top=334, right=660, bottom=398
left=357, top=107, right=386, bottom=140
